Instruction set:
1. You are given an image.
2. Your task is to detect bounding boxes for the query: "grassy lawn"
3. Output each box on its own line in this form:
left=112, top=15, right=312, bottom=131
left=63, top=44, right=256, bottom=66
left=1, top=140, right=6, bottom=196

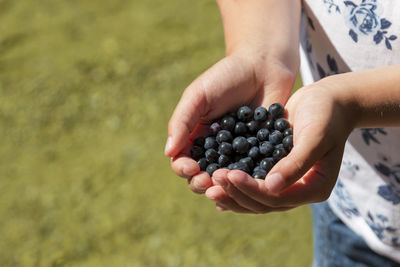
left=0, top=0, right=311, bottom=266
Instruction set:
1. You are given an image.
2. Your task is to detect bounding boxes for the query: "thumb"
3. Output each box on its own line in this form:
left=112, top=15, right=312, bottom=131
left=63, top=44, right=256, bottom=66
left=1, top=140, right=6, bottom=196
left=265, top=125, right=327, bottom=195
left=165, top=79, right=208, bottom=158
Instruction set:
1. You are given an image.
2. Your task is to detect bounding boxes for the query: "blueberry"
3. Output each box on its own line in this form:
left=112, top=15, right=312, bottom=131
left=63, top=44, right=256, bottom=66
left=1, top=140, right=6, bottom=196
left=253, top=166, right=262, bottom=173
left=216, top=130, right=233, bottom=144
left=256, top=128, right=270, bottom=142
left=275, top=143, right=284, bottom=150
left=262, top=119, right=275, bottom=131
left=259, top=141, right=274, bottom=156
left=260, top=157, right=274, bottom=172
left=247, top=136, right=259, bottom=147
left=206, top=163, right=220, bottom=176
left=240, top=157, right=254, bottom=170
left=269, top=130, right=283, bottom=145
left=218, top=154, right=231, bottom=167
left=204, top=136, right=217, bottom=150
left=205, top=148, right=219, bottom=163
left=232, top=136, right=250, bottom=154
left=220, top=115, right=236, bottom=132
left=227, top=163, right=235, bottom=170
left=210, top=122, right=221, bottom=135
left=274, top=118, right=290, bottom=132
left=191, top=146, right=204, bottom=161
left=254, top=107, right=268, bottom=122
left=248, top=146, right=260, bottom=159
left=268, top=103, right=285, bottom=119
left=282, top=135, right=293, bottom=152
left=253, top=169, right=267, bottom=179
left=218, top=142, right=233, bottom=155
left=197, top=158, right=208, bottom=171
left=246, top=120, right=260, bottom=133
left=272, top=148, right=287, bottom=162
left=193, top=136, right=205, bottom=147
left=237, top=106, right=253, bottom=122
left=234, top=122, right=247, bottom=136
left=283, top=128, right=293, bottom=137
left=231, top=161, right=250, bottom=174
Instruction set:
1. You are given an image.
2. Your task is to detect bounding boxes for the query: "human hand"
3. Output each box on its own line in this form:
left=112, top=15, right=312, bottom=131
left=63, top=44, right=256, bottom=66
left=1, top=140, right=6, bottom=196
left=165, top=50, right=298, bottom=194
left=206, top=78, right=356, bottom=213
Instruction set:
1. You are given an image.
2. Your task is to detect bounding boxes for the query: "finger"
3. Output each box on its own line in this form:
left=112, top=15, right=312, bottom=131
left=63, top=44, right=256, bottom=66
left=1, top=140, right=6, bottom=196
left=188, top=172, right=213, bottom=194
left=205, top=186, right=255, bottom=214
left=218, top=171, right=274, bottom=213
left=227, top=170, right=293, bottom=209
left=264, top=123, right=327, bottom=195
left=274, top=145, right=344, bottom=206
left=170, top=125, right=209, bottom=178
left=165, top=78, right=208, bottom=158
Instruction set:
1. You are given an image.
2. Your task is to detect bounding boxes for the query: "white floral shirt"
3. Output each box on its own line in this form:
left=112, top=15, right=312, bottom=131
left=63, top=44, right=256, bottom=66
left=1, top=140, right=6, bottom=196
left=300, top=0, right=400, bottom=262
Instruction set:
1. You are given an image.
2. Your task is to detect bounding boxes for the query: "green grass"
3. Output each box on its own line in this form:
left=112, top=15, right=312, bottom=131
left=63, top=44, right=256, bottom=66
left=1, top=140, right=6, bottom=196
left=0, top=0, right=311, bottom=266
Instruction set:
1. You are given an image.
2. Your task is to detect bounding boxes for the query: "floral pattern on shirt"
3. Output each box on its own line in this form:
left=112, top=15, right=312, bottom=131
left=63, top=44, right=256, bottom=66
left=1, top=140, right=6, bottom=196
left=322, top=0, right=397, bottom=50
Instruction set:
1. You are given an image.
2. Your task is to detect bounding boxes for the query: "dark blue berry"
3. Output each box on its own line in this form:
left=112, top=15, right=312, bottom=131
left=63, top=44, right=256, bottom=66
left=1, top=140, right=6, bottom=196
left=234, top=122, right=247, bottom=136
left=253, top=166, right=262, bottom=173
left=204, top=136, right=217, bottom=150
left=268, top=103, right=285, bottom=119
left=216, top=130, right=233, bottom=144
left=197, top=158, right=208, bottom=171
left=274, top=118, right=290, bottom=132
left=193, top=136, right=205, bottom=147
left=218, top=142, right=233, bottom=155
left=227, top=163, right=235, bottom=170
left=272, top=148, right=287, bottom=162
left=275, top=143, right=284, bottom=150
left=269, top=130, right=283, bottom=145
left=257, top=128, right=270, bottom=142
left=218, top=154, right=231, bottom=167
left=231, top=161, right=250, bottom=174
left=191, top=146, right=204, bottom=160
left=248, top=146, right=260, bottom=159
left=247, top=136, right=259, bottom=147
left=232, top=136, right=250, bottom=154
left=283, top=128, right=293, bottom=137
left=260, top=157, right=274, bottom=172
left=254, top=107, right=268, bottom=121
left=282, top=135, right=293, bottom=152
left=253, top=169, right=267, bottom=179
left=246, top=120, right=260, bottom=133
left=259, top=141, right=274, bottom=156
left=205, top=148, right=219, bottom=163
left=220, top=115, right=236, bottom=132
left=237, top=106, right=253, bottom=122
left=265, top=119, right=275, bottom=131
left=206, top=163, right=220, bottom=176
left=210, top=122, right=221, bottom=135
left=240, top=157, right=254, bottom=170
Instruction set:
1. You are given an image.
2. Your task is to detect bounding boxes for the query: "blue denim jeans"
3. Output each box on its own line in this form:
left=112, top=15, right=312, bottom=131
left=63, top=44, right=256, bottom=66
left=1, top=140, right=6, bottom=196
left=311, top=202, right=400, bottom=267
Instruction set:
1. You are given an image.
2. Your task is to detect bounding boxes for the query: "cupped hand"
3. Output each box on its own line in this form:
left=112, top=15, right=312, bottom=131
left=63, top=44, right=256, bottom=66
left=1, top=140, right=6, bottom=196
left=206, top=78, right=356, bottom=213
left=165, top=51, right=297, bottom=194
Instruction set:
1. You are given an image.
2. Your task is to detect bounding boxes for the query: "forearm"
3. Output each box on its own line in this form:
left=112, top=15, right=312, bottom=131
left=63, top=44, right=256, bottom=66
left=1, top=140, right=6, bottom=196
left=327, top=65, right=400, bottom=128
left=216, top=0, right=301, bottom=72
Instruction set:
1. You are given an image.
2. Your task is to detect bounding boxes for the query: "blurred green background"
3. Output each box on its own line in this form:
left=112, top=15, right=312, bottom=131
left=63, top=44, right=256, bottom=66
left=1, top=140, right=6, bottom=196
left=0, top=0, right=311, bottom=266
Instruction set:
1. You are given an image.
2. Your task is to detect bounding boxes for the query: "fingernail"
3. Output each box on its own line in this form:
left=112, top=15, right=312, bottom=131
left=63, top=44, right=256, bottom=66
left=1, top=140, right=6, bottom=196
left=164, top=136, right=172, bottom=156
left=266, top=172, right=284, bottom=194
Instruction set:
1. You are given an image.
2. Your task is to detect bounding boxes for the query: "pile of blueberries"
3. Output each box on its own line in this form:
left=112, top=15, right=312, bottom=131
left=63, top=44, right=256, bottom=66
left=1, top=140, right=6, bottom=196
left=190, top=103, right=293, bottom=179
